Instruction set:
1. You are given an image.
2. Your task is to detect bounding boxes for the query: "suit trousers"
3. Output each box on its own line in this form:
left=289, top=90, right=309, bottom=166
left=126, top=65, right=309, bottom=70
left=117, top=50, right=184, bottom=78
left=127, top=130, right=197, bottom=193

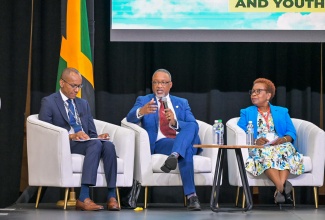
left=154, top=121, right=198, bottom=195
left=70, top=140, right=117, bottom=188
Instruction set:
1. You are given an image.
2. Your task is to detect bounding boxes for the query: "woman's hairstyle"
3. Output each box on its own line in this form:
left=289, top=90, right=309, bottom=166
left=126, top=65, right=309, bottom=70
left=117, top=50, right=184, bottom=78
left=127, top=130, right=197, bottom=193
left=253, top=78, right=276, bottom=100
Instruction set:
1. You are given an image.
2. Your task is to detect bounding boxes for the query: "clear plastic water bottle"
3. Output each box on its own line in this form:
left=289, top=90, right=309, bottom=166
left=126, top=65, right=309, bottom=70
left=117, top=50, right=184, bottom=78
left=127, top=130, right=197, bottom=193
left=213, top=119, right=224, bottom=145
left=217, top=120, right=224, bottom=145
left=212, top=120, right=218, bottom=144
left=246, top=121, right=254, bottom=145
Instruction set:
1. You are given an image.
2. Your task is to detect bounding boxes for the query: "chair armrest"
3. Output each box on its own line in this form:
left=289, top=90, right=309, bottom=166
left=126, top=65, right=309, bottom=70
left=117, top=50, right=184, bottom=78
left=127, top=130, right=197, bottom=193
left=226, top=117, right=247, bottom=186
left=226, top=117, right=246, bottom=146
left=121, top=118, right=153, bottom=185
left=292, top=118, right=325, bottom=186
left=94, top=119, right=135, bottom=186
left=26, top=114, right=74, bottom=187
left=197, top=120, right=219, bottom=174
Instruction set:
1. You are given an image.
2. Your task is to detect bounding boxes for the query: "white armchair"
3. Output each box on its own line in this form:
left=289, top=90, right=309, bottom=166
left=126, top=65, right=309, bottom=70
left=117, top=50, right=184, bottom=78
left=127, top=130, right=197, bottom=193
left=226, top=117, right=325, bottom=208
left=26, top=114, right=135, bottom=209
left=121, top=118, right=218, bottom=208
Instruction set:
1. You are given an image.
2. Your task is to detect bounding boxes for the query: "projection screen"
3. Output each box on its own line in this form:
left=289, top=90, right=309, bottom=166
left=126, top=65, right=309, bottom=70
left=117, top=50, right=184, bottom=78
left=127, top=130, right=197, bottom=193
left=110, top=0, right=325, bottom=42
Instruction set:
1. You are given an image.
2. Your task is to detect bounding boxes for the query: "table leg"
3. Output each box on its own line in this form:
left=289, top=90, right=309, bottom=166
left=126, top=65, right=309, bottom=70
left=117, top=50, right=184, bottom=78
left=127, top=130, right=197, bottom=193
left=210, top=148, right=224, bottom=212
left=235, top=148, right=253, bottom=211
left=210, top=148, right=253, bottom=212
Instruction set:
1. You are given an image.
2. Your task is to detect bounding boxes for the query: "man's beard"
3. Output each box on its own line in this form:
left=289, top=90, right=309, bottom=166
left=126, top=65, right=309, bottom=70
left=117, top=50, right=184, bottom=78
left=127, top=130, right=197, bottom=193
left=154, top=92, right=165, bottom=98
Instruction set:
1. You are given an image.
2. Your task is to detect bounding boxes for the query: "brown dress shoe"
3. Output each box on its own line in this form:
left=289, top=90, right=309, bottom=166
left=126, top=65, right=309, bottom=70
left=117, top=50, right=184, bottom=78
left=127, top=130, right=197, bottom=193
left=107, top=197, right=120, bottom=211
left=76, top=198, right=104, bottom=211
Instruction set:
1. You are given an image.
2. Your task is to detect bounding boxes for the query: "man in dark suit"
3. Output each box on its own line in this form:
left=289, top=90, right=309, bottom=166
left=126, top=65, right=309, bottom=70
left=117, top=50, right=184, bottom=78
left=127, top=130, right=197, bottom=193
left=39, top=67, right=120, bottom=211
left=126, top=69, right=201, bottom=211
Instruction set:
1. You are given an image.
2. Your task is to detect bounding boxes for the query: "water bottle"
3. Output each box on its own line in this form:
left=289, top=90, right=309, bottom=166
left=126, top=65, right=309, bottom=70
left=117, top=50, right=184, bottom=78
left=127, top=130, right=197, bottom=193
left=246, top=121, right=254, bottom=145
left=217, top=120, right=224, bottom=145
left=213, top=119, right=224, bottom=145
left=212, top=120, right=218, bottom=144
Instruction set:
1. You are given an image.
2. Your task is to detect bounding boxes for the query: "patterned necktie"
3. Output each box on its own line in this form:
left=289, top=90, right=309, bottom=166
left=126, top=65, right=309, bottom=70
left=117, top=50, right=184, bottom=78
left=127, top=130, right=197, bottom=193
left=67, top=99, right=82, bottom=133
left=159, top=99, right=176, bottom=138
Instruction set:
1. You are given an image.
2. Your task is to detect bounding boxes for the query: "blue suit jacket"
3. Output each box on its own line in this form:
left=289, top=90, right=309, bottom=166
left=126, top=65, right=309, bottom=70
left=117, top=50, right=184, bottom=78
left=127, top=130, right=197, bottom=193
left=237, top=103, right=296, bottom=147
left=126, top=94, right=201, bottom=154
left=39, top=91, right=98, bottom=138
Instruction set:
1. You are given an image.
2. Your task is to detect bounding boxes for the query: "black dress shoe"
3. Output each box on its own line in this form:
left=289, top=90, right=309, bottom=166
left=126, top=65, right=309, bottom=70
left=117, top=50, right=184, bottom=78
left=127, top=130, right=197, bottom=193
left=187, top=196, right=201, bottom=211
left=283, top=180, right=293, bottom=203
left=284, top=180, right=292, bottom=194
left=284, top=193, right=293, bottom=203
left=160, top=154, right=177, bottom=173
left=274, top=191, right=285, bottom=204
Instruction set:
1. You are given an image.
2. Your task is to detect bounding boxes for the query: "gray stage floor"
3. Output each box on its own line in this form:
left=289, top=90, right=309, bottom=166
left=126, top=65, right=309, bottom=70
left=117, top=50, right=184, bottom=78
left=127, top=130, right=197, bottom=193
left=1, top=203, right=325, bottom=220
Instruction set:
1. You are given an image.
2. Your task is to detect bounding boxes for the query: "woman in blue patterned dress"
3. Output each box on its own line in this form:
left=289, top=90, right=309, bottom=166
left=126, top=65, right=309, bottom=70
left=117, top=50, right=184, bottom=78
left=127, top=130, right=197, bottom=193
left=237, top=78, right=304, bottom=205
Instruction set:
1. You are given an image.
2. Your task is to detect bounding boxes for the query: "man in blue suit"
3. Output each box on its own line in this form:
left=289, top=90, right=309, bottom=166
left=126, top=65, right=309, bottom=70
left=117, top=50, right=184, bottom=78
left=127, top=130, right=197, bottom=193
left=126, top=69, right=201, bottom=211
left=39, top=68, right=120, bottom=211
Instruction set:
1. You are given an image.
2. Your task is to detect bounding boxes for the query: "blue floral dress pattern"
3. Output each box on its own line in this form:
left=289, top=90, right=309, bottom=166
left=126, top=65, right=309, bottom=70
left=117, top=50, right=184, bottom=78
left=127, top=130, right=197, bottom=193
left=245, top=112, right=305, bottom=176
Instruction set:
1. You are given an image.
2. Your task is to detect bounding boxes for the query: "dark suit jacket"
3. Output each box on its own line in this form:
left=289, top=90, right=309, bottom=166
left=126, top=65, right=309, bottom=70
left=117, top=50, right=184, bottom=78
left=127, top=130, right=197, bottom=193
left=39, top=91, right=97, bottom=138
left=126, top=94, right=200, bottom=153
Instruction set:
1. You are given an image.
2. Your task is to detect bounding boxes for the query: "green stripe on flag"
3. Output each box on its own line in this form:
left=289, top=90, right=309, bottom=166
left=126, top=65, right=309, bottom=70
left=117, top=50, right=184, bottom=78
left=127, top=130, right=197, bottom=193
left=56, top=57, right=67, bottom=91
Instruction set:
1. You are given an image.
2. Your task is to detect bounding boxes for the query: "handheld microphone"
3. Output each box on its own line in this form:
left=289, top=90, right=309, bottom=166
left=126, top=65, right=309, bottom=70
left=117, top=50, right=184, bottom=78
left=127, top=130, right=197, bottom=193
left=161, top=97, right=168, bottom=109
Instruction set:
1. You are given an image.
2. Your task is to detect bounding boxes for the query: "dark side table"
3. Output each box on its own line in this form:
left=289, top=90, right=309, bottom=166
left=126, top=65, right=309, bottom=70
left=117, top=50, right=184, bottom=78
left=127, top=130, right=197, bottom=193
left=194, top=144, right=263, bottom=212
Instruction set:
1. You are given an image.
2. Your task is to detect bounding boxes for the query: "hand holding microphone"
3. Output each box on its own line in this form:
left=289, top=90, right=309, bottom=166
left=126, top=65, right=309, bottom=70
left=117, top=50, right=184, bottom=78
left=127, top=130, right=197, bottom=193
left=161, top=97, right=176, bottom=126
left=161, top=97, right=168, bottom=109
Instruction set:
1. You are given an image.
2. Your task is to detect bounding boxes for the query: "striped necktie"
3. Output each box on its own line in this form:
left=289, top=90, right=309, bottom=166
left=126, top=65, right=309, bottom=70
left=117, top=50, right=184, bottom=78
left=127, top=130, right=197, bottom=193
left=67, top=99, right=82, bottom=133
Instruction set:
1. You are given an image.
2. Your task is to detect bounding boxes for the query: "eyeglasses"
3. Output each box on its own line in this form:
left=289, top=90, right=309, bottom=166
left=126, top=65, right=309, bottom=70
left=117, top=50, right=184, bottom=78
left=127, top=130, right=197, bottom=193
left=249, top=89, right=268, bottom=95
left=61, top=78, right=83, bottom=89
left=152, top=81, right=170, bottom=86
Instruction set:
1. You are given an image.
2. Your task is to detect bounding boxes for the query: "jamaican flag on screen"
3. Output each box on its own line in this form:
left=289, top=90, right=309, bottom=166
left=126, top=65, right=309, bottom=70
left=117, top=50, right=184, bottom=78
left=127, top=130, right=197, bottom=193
left=56, top=0, right=95, bottom=115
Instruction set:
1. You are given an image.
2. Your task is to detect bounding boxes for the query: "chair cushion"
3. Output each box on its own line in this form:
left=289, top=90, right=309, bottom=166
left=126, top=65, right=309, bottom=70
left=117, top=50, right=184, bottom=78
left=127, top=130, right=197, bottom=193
left=151, top=154, right=212, bottom=173
left=303, top=156, right=312, bottom=173
left=72, top=154, right=124, bottom=174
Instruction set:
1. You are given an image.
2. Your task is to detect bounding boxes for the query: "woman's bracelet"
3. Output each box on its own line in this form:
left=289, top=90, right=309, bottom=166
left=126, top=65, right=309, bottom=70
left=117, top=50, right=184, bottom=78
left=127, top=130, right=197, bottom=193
left=283, top=136, right=288, bottom=142
left=254, top=139, right=257, bottom=145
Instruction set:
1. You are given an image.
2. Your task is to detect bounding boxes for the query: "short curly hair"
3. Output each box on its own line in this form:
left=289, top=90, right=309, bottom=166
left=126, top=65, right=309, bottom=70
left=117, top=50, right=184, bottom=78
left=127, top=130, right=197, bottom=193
left=253, top=78, right=276, bottom=100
